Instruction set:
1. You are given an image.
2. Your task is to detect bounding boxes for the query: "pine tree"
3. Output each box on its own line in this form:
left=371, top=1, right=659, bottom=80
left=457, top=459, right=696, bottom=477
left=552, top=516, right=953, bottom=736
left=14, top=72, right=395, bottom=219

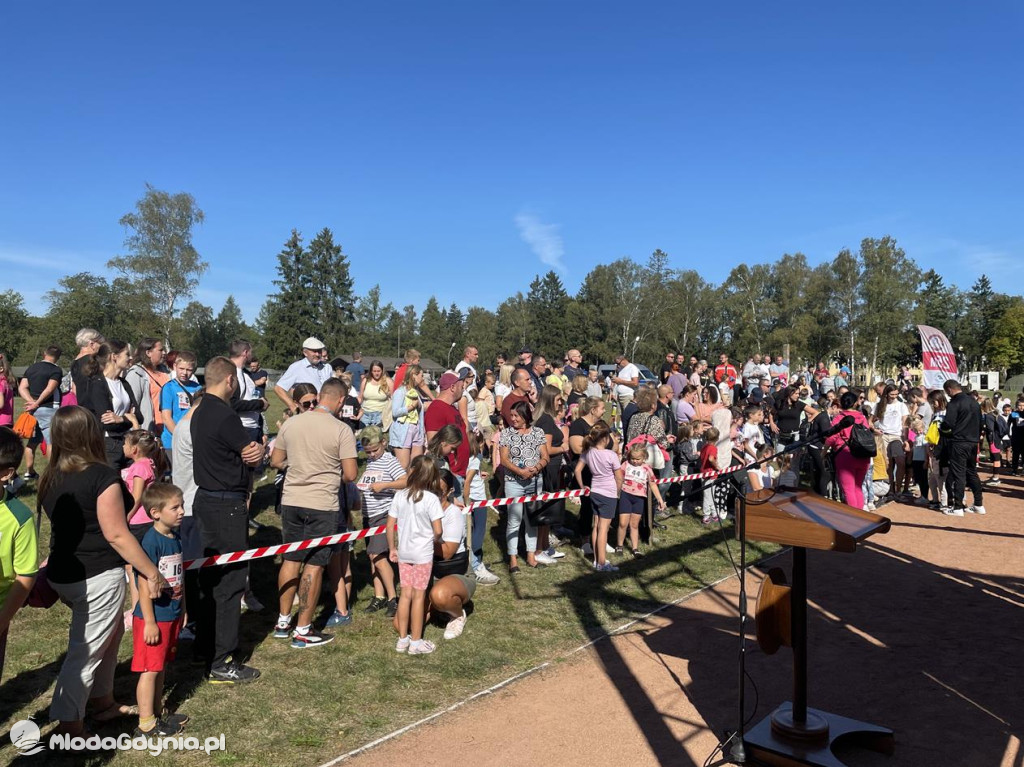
left=257, top=230, right=316, bottom=368
left=306, top=228, right=355, bottom=353
left=417, top=297, right=447, bottom=362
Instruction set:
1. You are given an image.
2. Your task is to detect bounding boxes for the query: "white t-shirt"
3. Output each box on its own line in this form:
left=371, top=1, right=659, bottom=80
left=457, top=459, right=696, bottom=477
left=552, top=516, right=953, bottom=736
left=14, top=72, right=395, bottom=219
left=615, top=364, right=639, bottom=397
left=388, top=488, right=444, bottom=565
left=740, top=423, right=764, bottom=457
left=878, top=400, right=909, bottom=436
left=494, top=382, right=512, bottom=401
left=439, top=502, right=466, bottom=555
left=467, top=454, right=487, bottom=502
left=106, top=378, right=130, bottom=416
left=235, top=366, right=260, bottom=429
left=171, top=413, right=197, bottom=516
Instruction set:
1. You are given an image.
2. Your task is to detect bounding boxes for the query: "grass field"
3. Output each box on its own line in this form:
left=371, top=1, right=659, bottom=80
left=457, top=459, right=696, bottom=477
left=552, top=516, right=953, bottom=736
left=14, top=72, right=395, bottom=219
left=1, top=397, right=779, bottom=766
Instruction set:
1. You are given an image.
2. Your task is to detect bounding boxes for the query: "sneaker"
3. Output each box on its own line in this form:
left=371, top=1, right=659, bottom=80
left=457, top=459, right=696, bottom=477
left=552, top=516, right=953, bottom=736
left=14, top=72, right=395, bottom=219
left=632, top=547, right=644, bottom=558
left=473, top=565, right=500, bottom=585
left=544, top=546, right=565, bottom=559
left=614, top=546, right=624, bottom=555
left=581, top=542, right=594, bottom=556
left=598, top=562, right=619, bottom=572
left=325, top=610, right=352, bottom=628
left=247, top=518, right=266, bottom=532
left=443, top=610, right=467, bottom=640
left=396, top=635, right=411, bottom=653
left=866, top=502, right=876, bottom=511
left=535, top=551, right=559, bottom=565
left=985, top=478, right=1001, bottom=486
left=914, top=496, right=931, bottom=507
left=134, top=718, right=184, bottom=737
left=385, top=597, right=398, bottom=618
left=655, top=510, right=671, bottom=521
left=969, top=505, right=987, bottom=515
left=291, top=628, right=335, bottom=649
left=363, top=596, right=386, bottom=613
left=548, top=533, right=563, bottom=547
left=208, top=661, right=261, bottom=685
left=941, top=506, right=964, bottom=517
left=178, top=623, right=196, bottom=642
left=273, top=620, right=292, bottom=639
left=23, top=470, right=38, bottom=480
left=701, top=515, right=714, bottom=526
left=241, top=592, right=264, bottom=613
left=928, top=501, right=941, bottom=511
left=162, top=711, right=190, bottom=729
left=407, top=638, right=436, bottom=655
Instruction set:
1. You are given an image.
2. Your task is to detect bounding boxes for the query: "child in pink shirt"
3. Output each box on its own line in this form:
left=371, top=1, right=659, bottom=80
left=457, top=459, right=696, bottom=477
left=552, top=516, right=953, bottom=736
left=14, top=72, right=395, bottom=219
left=617, top=443, right=666, bottom=556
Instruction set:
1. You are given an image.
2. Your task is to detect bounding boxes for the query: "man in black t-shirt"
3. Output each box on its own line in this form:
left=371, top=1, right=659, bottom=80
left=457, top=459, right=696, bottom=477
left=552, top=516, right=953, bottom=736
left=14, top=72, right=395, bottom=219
left=19, top=346, right=63, bottom=474
left=191, top=356, right=265, bottom=684
left=659, top=352, right=676, bottom=385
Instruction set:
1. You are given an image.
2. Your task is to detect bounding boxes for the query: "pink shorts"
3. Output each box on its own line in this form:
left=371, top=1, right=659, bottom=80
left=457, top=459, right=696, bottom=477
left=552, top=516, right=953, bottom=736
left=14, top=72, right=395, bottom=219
left=398, top=562, right=432, bottom=591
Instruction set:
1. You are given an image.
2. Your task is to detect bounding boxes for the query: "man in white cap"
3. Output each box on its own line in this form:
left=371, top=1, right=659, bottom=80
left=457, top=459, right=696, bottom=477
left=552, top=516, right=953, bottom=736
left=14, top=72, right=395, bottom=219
left=274, top=337, right=333, bottom=413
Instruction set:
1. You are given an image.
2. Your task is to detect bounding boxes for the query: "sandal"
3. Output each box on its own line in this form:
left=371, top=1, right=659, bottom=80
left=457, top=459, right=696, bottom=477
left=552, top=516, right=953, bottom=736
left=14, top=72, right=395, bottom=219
left=509, top=566, right=521, bottom=575
left=89, top=702, right=137, bottom=722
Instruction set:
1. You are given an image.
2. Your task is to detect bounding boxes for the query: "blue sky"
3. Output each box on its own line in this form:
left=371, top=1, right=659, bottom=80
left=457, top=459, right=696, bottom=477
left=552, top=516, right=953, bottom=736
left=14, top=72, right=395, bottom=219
left=1, top=2, right=1021, bottom=323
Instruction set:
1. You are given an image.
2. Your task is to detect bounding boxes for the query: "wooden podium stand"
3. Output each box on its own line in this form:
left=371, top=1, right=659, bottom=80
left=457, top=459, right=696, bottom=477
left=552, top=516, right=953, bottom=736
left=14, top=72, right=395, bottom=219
left=740, top=489, right=895, bottom=767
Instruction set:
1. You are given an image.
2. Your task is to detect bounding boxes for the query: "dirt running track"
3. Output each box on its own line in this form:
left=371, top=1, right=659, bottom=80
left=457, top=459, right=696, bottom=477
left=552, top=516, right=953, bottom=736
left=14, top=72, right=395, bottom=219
left=338, top=478, right=1024, bottom=767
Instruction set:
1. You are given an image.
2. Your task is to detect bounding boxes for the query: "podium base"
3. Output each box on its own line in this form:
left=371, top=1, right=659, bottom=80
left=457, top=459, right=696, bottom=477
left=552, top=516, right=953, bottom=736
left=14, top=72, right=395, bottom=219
left=744, top=703, right=894, bottom=767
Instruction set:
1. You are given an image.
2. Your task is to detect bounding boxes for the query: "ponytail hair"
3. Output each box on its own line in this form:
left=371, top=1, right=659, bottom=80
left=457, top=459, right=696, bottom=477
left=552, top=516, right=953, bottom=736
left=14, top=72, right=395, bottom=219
left=582, top=421, right=612, bottom=453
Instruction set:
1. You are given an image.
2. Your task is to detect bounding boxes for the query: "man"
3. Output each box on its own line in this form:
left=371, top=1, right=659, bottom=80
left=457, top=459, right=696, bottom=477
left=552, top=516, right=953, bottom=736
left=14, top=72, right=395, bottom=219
left=611, top=354, right=639, bottom=417
left=585, top=367, right=603, bottom=398
left=425, top=370, right=470, bottom=488
left=500, top=368, right=534, bottom=426
left=190, top=356, right=265, bottom=683
left=769, top=355, right=789, bottom=385
left=70, top=327, right=104, bottom=395
left=247, top=358, right=268, bottom=399
left=345, top=352, right=366, bottom=393
left=270, top=378, right=358, bottom=649
left=393, top=348, right=421, bottom=390
left=834, top=365, right=851, bottom=390
left=454, top=346, right=479, bottom=381
left=274, top=337, right=333, bottom=412
left=455, top=346, right=480, bottom=425
left=940, top=379, right=985, bottom=517
left=749, top=377, right=772, bottom=406
left=19, top=345, right=62, bottom=462
left=713, top=354, right=738, bottom=389
left=532, top=354, right=550, bottom=395
left=659, top=352, right=676, bottom=385
left=743, top=353, right=770, bottom=394
left=516, top=347, right=543, bottom=396
left=563, top=349, right=584, bottom=382
left=228, top=340, right=269, bottom=443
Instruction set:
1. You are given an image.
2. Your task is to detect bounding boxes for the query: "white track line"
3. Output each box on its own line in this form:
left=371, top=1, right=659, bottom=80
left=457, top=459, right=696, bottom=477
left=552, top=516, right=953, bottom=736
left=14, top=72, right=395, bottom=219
left=317, top=548, right=786, bottom=767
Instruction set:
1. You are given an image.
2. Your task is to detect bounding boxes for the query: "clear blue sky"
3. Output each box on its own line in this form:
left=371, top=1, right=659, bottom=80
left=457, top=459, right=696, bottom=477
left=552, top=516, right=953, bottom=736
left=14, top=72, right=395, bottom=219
left=2, top=2, right=1021, bottom=323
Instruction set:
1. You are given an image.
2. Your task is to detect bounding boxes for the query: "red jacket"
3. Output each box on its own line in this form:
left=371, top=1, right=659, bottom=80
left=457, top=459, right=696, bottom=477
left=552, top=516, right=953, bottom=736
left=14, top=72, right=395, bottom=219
left=714, top=363, right=738, bottom=386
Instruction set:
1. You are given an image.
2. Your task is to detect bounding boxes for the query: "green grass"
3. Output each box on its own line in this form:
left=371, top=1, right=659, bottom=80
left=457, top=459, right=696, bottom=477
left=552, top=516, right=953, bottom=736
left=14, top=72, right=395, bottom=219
left=1, top=397, right=779, bottom=765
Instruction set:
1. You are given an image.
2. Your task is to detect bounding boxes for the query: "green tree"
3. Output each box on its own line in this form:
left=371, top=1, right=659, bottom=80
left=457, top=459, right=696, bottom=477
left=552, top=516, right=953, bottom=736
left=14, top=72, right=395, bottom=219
left=0, top=290, right=30, bottom=362
left=987, top=300, right=1024, bottom=375
left=526, top=271, right=572, bottom=359
left=417, top=297, right=447, bottom=362
left=831, top=248, right=863, bottom=374
left=445, top=303, right=465, bottom=364
left=495, top=292, right=536, bottom=360
left=306, top=228, right=355, bottom=352
left=765, top=253, right=812, bottom=357
left=216, top=296, right=248, bottom=347
left=176, top=301, right=221, bottom=364
left=352, top=285, right=393, bottom=353
left=464, top=307, right=499, bottom=366
left=722, top=262, right=773, bottom=356
left=258, top=230, right=315, bottom=368
left=858, top=236, right=920, bottom=380
left=108, top=184, right=206, bottom=346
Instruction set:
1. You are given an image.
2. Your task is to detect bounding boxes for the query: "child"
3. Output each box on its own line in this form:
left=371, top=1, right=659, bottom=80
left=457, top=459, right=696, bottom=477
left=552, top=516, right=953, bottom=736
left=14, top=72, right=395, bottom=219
left=909, top=415, right=930, bottom=505
left=388, top=455, right=445, bottom=655
left=672, top=422, right=700, bottom=515
left=355, top=426, right=406, bottom=618
left=617, top=443, right=666, bottom=557
left=776, top=453, right=798, bottom=488
left=574, top=421, right=623, bottom=572
left=337, top=376, right=363, bottom=434
left=463, top=431, right=499, bottom=584
left=699, top=427, right=722, bottom=524
left=740, top=405, right=765, bottom=464
left=133, top=483, right=187, bottom=736
left=0, top=428, right=37, bottom=683
left=158, top=351, right=201, bottom=455
left=123, top=429, right=168, bottom=627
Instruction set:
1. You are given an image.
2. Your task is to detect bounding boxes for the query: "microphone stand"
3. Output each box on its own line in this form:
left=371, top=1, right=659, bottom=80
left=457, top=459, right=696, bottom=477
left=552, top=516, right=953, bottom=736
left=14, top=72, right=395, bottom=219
left=706, top=419, right=838, bottom=765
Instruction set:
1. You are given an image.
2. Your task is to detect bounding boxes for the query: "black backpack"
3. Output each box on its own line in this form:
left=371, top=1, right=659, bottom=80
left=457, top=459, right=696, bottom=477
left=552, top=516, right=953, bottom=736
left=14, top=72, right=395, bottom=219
left=846, top=423, right=877, bottom=459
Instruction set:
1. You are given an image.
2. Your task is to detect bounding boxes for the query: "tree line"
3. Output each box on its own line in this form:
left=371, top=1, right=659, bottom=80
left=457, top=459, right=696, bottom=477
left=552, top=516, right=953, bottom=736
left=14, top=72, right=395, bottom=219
left=2, top=186, right=1023, bottom=380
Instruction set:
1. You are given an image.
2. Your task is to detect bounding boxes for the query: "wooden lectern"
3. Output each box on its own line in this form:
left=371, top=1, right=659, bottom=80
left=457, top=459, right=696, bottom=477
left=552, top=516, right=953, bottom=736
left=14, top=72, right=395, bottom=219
left=740, top=489, right=895, bottom=767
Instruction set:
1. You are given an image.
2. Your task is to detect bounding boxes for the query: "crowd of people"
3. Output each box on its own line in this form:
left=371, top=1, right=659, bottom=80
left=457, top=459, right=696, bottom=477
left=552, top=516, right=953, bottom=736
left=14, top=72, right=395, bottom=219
left=0, top=334, right=1020, bottom=741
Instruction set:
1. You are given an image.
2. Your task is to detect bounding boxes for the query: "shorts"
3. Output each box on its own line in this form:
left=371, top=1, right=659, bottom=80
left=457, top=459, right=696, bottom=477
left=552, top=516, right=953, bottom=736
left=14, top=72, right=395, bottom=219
left=390, top=420, right=425, bottom=449
left=591, top=493, right=618, bottom=520
left=433, top=573, right=476, bottom=602
left=618, top=492, right=646, bottom=516
left=363, top=512, right=390, bottom=556
left=131, top=616, right=182, bottom=672
left=398, top=562, right=432, bottom=591
left=281, top=505, right=338, bottom=567
left=361, top=410, right=384, bottom=428
left=885, top=438, right=905, bottom=460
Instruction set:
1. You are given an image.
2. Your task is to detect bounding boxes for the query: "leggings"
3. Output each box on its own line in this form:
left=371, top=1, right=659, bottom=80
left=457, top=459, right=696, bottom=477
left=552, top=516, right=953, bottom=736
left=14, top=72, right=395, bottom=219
left=833, top=450, right=870, bottom=509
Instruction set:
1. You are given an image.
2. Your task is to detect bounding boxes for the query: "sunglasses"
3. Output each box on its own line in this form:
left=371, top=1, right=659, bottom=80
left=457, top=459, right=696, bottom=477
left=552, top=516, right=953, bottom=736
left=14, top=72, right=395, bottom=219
left=298, top=398, right=318, bottom=410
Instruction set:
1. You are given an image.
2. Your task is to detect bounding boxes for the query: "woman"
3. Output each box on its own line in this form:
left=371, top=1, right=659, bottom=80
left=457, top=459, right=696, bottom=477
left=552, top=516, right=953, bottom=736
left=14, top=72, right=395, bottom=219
left=625, top=387, right=670, bottom=454
left=494, top=364, right=515, bottom=415
left=473, top=371, right=496, bottom=442
left=359, top=360, right=392, bottom=428
left=532, top=385, right=569, bottom=564
left=0, top=353, right=14, bottom=427
left=871, top=384, right=909, bottom=499
left=693, top=383, right=724, bottom=436
left=390, top=364, right=428, bottom=469
left=40, top=406, right=168, bottom=737
left=568, top=396, right=609, bottom=551
left=805, top=397, right=839, bottom=495
left=425, top=461, right=476, bottom=640
left=768, top=386, right=817, bottom=446
left=124, top=338, right=169, bottom=434
left=825, top=391, right=873, bottom=509
left=499, top=401, right=549, bottom=573
left=79, top=340, right=140, bottom=469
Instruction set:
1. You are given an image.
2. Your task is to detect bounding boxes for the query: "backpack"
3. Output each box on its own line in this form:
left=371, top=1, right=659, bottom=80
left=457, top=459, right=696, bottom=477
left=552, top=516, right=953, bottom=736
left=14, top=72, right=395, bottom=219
left=846, top=423, right=877, bottom=459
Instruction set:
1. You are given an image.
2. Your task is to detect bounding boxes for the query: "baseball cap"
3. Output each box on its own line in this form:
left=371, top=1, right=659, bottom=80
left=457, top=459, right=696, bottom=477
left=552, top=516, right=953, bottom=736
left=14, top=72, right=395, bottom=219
left=771, top=378, right=783, bottom=386
left=302, top=337, right=326, bottom=350
left=518, top=346, right=533, bottom=355
left=840, top=365, right=851, bottom=374
left=438, top=368, right=471, bottom=389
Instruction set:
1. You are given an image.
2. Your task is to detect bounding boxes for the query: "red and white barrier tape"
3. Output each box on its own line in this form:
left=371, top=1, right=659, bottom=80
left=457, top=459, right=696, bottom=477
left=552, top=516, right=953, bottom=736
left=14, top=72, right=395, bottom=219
left=184, top=468, right=739, bottom=569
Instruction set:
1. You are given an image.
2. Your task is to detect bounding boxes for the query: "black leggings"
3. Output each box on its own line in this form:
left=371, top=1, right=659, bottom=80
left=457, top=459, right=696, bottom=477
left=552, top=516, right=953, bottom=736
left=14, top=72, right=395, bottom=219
left=807, top=447, right=831, bottom=496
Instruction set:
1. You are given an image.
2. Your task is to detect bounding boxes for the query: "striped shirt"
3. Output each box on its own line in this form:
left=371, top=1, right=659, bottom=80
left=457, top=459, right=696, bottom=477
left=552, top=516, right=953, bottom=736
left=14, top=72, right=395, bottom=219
left=358, top=453, right=406, bottom=518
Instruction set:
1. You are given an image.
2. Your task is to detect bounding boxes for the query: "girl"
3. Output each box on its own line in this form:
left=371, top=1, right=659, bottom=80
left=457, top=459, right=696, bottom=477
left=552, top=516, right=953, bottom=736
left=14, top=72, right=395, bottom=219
left=387, top=455, right=445, bottom=655
left=672, top=422, right=700, bottom=514
left=357, top=426, right=407, bottom=617
left=981, top=400, right=1003, bottom=485
left=574, top=421, right=622, bottom=572
left=390, top=364, right=427, bottom=469
left=463, top=430, right=499, bottom=584
left=428, top=424, right=464, bottom=465
left=359, top=360, right=392, bottom=428
left=617, top=443, right=666, bottom=557
left=473, top=373, right=496, bottom=442
left=746, top=444, right=777, bottom=491
left=0, top=353, right=14, bottom=427
left=909, top=415, right=930, bottom=504
left=699, top=426, right=722, bottom=524
left=122, top=429, right=168, bottom=627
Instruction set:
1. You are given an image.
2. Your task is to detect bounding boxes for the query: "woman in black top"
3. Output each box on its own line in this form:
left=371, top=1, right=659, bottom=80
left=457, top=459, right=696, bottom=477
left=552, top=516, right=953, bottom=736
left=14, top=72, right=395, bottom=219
left=533, top=385, right=569, bottom=560
left=40, top=406, right=166, bottom=737
left=769, top=386, right=816, bottom=446
left=78, top=339, right=141, bottom=469
left=805, top=397, right=839, bottom=495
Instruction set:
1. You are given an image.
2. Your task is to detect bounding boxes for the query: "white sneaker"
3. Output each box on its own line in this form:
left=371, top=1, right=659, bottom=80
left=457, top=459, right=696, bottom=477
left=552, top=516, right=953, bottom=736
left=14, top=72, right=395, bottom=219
left=535, top=551, right=559, bottom=565
left=407, top=639, right=436, bottom=655
left=473, top=565, right=500, bottom=585
left=866, top=502, right=876, bottom=511
left=605, top=543, right=616, bottom=554
left=544, top=547, right=566, bottom=559
left=396, top=635, right=411, bottom=653
left=941, top=506, right=964, bottom=517
left=443, top=610, right=467, bottom=640
left=969, top=505, right=987, bottom=515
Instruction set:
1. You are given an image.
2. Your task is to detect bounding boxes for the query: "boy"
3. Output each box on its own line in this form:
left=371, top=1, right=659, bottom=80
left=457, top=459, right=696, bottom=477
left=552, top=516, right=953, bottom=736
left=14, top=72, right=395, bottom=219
left=159, top=351, right=201, bottom=454
left=0, top=427, right=37, bottom=682
left=699, top=427, right=721, bottom=525
left=133, top=483, right=188, bottom=736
